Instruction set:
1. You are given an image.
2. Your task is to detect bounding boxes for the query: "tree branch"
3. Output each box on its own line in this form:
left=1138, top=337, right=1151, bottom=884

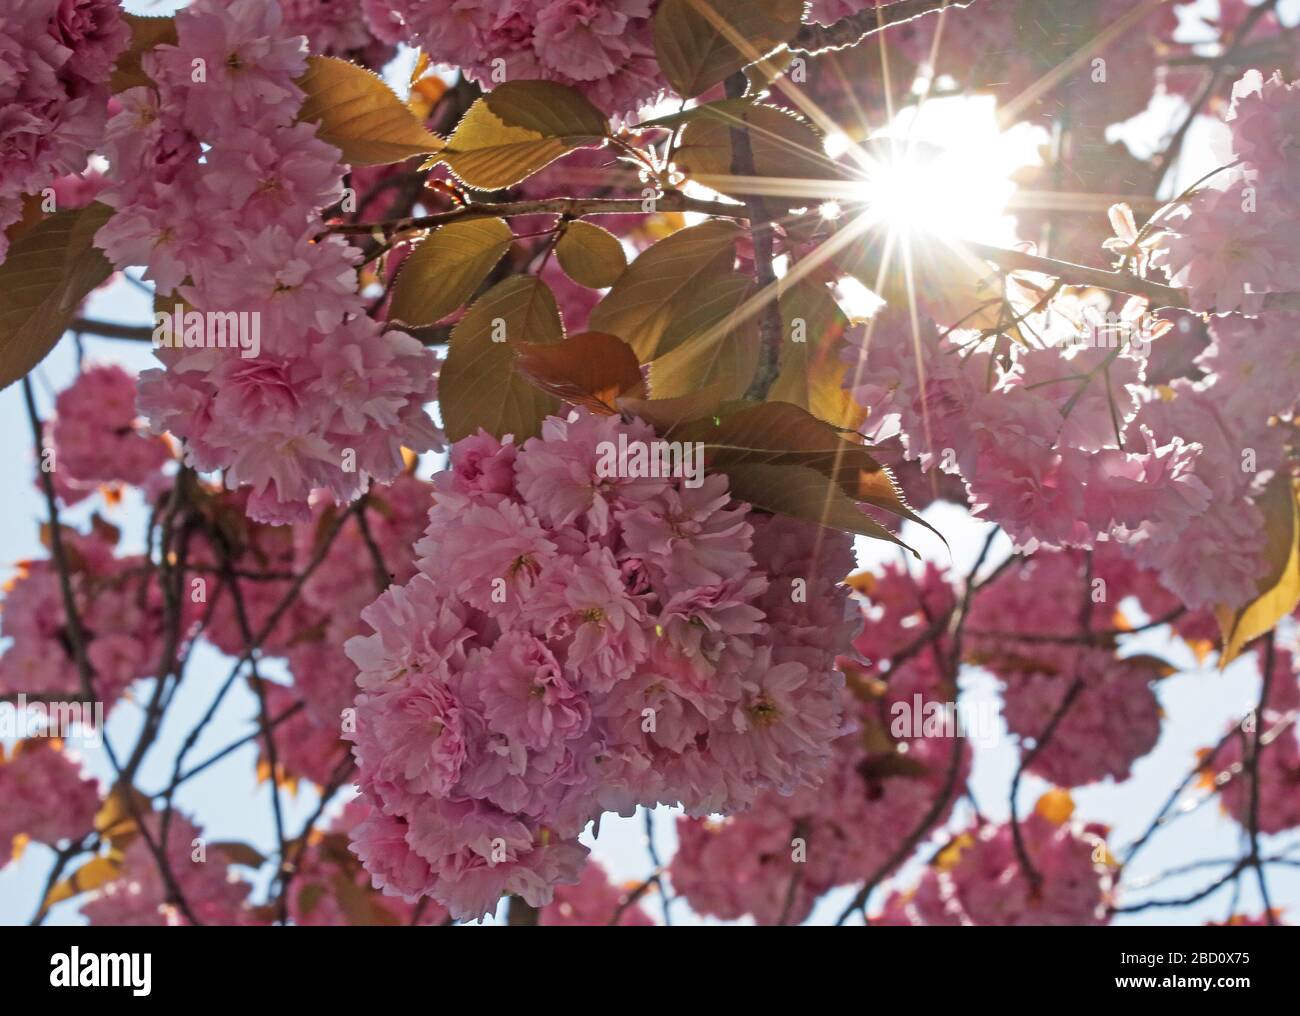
left=71, top=317, right=154, bottom=341
left=1246, top=635, right=1278, bottom=925
left=507, top=896, right=540, bottom=926
left=963, top=241, right=1190, bottom=309
left=1150, top=0, right=1282, bottom=191
left=791, top=0, right=979, bottom=55
left=835, top=533, right=1003, bottom=925
left=724, top=71, right=785, bottom=401
left=1008, top=552, right=1094, bottom=889
left=327, top=193, right=747, bottom=236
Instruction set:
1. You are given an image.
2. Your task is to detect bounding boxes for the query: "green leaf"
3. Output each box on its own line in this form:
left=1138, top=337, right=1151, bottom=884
left=617, top=383, right=732, bottom=432
left=1217, top=474, right=1300, bottom=667
left=297, top=56, right=444, bottom=166
left=430, top=81, right=609, bottom=190
left=767, top=278, right=865, bottom=430
left=670, top=400, right=942, bottom=547
left=588, top=220, right=740, bottom=360
left=674, top=102, right=843, bottom=198
left=647, top=271, right=759, bottom=401
left=638, top=97, right=757, bottom=131
left=555, top=220, right=628, bottom=289
left=0, top=202, right=114, bottom=392
left=653, top=0, right=806, bottom=97
left=441, top=276, right=564, bottom=441
left=723, top=462, right=916, bottom=552
left=388, top=217, right=514, bottom=326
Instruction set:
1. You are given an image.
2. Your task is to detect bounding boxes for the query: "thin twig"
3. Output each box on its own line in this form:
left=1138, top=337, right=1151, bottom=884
left=791, top=0, right=979, bottom=55
left=1245, top=635, right=1278, bottom=925
left=327, top=193, right=746, bottom=236
left=22, top=378, right=201, bottom=926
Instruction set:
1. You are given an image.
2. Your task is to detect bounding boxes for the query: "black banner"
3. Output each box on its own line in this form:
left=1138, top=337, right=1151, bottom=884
left=0, top=925, right=1293, bottom=1003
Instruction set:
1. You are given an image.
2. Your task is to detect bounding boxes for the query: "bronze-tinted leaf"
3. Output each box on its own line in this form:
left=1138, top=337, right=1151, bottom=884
left=514, top=331, right=645, bottom=414
left=617, top=383, right=732, bottom=432
left=211, top=841, right=269, bottom=869
left=670, top=400, right=941, bottom=545
left=722, top=462, right=915, bottom=553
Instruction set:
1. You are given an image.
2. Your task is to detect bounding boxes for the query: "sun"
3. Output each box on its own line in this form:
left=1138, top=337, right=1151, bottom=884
left=833, top=94, right=1045, bottom=246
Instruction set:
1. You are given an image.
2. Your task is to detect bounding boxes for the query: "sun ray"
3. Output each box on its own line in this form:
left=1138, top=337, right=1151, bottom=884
left=659, top=1, right=1095, bottom=557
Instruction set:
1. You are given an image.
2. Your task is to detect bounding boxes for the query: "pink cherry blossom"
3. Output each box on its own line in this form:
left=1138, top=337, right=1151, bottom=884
left=0, top=741, right=99, bottom=867
left=47, top=364, right=171, bottom=500
left=344, top=409, right=856, bottom=919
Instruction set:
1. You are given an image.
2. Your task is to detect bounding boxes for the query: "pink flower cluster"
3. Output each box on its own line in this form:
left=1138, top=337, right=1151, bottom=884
left=1121, top=377, right=1284, bottom=611
left=0, top=525, right=186, bottom=712
left=881, top=0, right=1174, bottom=128
left=843, top=278, right=1297, bottom=614
left=0, top=0, right=128, bottom=261
left=1152, top=71, right=1300, bottom=315
left=844, top=303, right=1209, bottom=553
left=0, top=741, right=99, bottom=867
left=93, top=0, right=441, bottom=524
left=279, top=0, right=394, bottom=63
left=284, top=471, right=435, bottom=728
left=1171, top=0, right=1291, bottom=99
left=188, top=488, right=316, bottom=660
left=47, top=364, right=172, bottom=504
left=668, top=563, right=969, bottom=925
left=344, top=411, right=857, bottom=920
left=966, top=548, right=1165, bottom=787
left=256, top=680, right=353, bottom=788
left=804, top=0, right=880, bottom=27
left=289, top=800, right=450, bottom=925
left=362, top=0, right=668, bottom=118
left=671, top=650, right=969, bottom=925
left=876, top=809, right=1112, bottom=925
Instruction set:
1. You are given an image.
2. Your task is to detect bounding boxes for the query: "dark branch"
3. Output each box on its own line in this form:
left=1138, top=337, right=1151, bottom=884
left=791, top=0, right=979, bottom=55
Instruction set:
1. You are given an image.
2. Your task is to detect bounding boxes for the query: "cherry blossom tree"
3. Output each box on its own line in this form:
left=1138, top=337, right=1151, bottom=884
left=1, top=0, right=1298, bottom=927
